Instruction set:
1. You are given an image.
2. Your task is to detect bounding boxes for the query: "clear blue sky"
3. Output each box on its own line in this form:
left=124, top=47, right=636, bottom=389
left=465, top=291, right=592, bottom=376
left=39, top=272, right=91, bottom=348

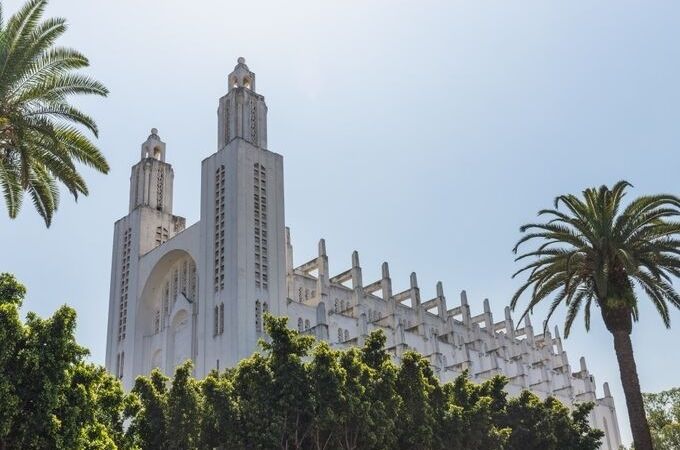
left=2, top=1, right=680, bottom=446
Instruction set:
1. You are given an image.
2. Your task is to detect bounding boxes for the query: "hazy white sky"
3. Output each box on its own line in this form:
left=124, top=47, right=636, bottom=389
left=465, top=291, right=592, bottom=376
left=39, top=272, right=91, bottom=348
left=3, top=1, right=680, bottom=445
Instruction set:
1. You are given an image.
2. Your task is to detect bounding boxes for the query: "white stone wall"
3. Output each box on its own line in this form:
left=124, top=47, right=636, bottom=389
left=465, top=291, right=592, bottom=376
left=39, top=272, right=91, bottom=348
left=106, top=58, right=621, bottom=450
left=282, top=233, right=622, bottom=450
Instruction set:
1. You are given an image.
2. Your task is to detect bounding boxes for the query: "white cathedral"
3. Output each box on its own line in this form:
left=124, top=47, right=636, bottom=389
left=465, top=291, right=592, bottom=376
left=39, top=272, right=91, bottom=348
left=106, top=58, right=623, bottom=449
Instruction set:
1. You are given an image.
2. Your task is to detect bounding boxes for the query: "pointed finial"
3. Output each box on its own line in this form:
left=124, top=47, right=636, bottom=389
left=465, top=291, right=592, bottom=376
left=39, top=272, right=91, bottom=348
left=318, top=238, right=327, bottom=256
left=483, top=298, right=491, bottom=313
left=460, top=290, right=468, bottom=306
left=148, top=128, right=160, bottom=140
left=436, top=281, right=444, bottom=297
left=580, top=356, right=587, bottom=372
left=381, top=262, right=390, bottom=278
left=352, top=250, right=360, bottom=268
left=410, top=272, right=418, bottom=288
left=603, top=382, right=612, bottom=397
left=237, top=57, right=246, bottom=64
left=543, top=323, right=552, bottom=339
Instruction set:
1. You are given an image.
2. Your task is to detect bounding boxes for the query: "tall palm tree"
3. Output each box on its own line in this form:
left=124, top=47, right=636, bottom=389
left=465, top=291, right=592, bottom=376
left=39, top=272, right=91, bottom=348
left=511, top=181, right=680, bottom=450
left=0, top=0, right=108, bottom=226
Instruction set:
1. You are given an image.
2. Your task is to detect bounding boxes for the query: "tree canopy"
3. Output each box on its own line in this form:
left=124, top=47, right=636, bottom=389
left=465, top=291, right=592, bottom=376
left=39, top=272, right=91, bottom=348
left=642, top=388, right=680, bottom=450
left=0, top=273, right=604, bottom=450
left=0, top=0, right=109, bottom=226
left=511, top=180, right=680, bottom=450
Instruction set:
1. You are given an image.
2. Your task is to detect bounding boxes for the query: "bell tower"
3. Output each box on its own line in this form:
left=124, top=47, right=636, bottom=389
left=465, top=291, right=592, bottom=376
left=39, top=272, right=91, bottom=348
left=129, top=129, right=174, bottom=214
left=217, top=57, right=268, bottom=150
left=106, top=128, right=187, bottom=385
left=198, top=57, right=285, bottom=373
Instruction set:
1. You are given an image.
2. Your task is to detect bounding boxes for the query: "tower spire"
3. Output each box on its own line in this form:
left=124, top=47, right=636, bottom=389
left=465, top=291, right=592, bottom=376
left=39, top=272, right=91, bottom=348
left=217, top=57, right=268, bottom=150
left=129, top=128, right=174, bottom=213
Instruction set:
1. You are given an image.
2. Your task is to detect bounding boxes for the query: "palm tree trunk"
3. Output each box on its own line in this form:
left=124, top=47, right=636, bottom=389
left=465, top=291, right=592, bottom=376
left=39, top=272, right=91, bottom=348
left=611, top=329, right=653, bottom=450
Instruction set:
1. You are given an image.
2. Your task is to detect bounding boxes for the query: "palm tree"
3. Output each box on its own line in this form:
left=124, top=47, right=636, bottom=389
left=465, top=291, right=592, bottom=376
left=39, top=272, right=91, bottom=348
left=0, top=0, right=108, bottom=226
left=511, top=181, right=680, bottom=450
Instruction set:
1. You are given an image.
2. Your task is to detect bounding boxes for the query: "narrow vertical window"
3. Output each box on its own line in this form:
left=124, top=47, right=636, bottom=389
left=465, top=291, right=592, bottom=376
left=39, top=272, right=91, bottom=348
left=255, top=300, right=262, bottom=333
left=253, top=163, right=268, bottom=289
left=118, top=228, right=132, bottom=342
left=117, top=352, right=125, bottom=379
left=214, top=165, right=226, bottom=292
left=214, top=306, right=219, bottom=336
left=219, top=303, right=225, bottom=334
left=156, top=169, right=164, bottom=211
left=297, top=318, right=303, bottom=332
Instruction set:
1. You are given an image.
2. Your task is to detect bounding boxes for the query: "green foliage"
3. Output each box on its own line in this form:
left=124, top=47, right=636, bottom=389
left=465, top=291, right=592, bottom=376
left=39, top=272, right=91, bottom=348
left=0, top=273, right=126, bottom=449
left=0, top=272, right=25, bottom=306
left=394, top=352, right=435, bottom=449
left=511, top=181, right=680, bottom=337
left=502, top=392, right=603, bottom=450
left=122, top=316, right=603, bottom=450
left=0, top=0, right=109, bottom=226
left=167, top=362, right=202, bottom=450
left=511, top=181, right=680, bottom=449
left=0, top=274, right=604, bottom=450
left=642, top=388, right=680, bottom=449
left=200, top=370, right=240, bottom=449
left=126, top=369, right=169, bottom=450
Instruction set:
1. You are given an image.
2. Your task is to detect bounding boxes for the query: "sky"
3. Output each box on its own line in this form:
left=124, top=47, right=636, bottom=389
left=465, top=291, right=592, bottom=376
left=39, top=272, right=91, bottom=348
left=2, top=0, right=680, bottom=446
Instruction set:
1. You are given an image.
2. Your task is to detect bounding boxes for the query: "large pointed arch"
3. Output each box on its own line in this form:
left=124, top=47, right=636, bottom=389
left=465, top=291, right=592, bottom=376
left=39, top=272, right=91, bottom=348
left=136, top=247, right=198, bottom=376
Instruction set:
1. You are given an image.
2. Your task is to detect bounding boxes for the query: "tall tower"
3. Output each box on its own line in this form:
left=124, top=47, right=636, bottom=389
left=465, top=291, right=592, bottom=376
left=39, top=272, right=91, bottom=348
left=105, top=130, right=186, bottom=382
left=197, top=57, right=286, bottom=373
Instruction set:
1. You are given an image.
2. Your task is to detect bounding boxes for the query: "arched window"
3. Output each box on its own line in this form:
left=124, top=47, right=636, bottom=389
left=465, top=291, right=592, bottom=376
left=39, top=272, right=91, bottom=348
left=334, top=298, right=339, bottom=312
left=298, top=287, right=303, bottom=302
left=304, top=319, right=310, bottom=331
left=263, top=302, right=269, bottom=314
left=305, top=289, right=309, bottom=300
left=338, top=328, right=343, bottom=343
left=298, top=318, right=304, bottom=332
left=255, top=300, right=262, bottom=333
left=344, top=330, right=350, bottom=342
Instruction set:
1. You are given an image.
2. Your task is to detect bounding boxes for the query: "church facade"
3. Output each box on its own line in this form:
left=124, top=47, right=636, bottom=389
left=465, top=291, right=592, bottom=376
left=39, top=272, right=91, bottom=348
left=105, top=58, right=622, bottom=449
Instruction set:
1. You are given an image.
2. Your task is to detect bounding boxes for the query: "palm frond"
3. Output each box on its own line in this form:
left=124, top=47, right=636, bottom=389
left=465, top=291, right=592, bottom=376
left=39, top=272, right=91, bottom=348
left=513, top=180, right=680, bottom=338
left=0, top=0, right=109, bottom=225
